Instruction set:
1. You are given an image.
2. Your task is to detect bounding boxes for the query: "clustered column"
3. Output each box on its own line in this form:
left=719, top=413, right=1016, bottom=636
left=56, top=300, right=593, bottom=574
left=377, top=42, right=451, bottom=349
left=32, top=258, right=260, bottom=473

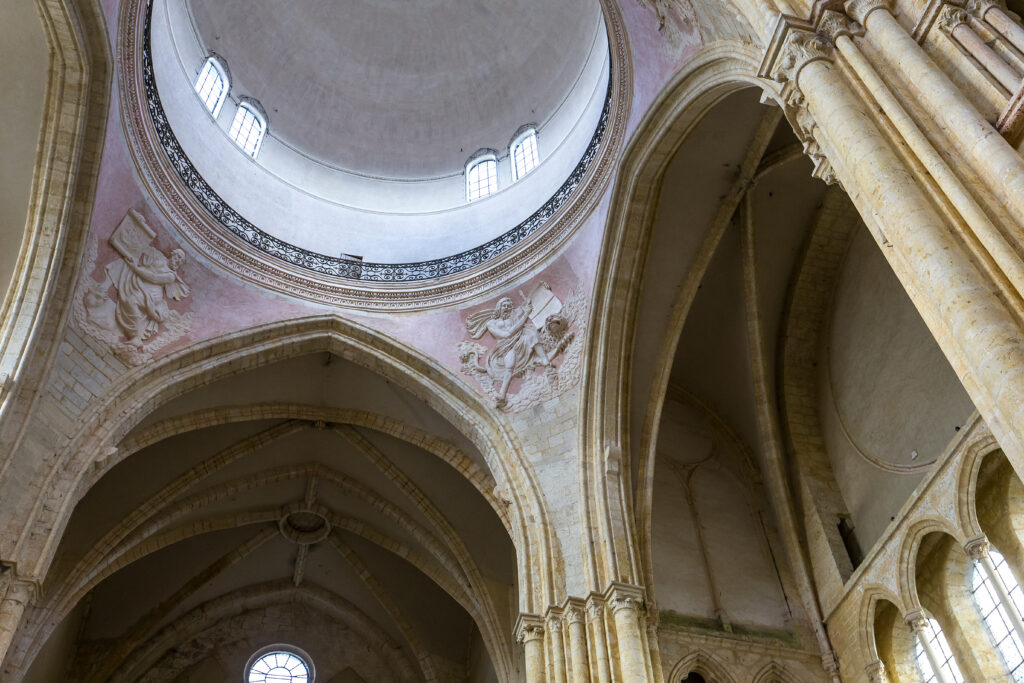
left=515, top=586, right=651, bottom=682
left=763, top=0, right=1024, bottom=481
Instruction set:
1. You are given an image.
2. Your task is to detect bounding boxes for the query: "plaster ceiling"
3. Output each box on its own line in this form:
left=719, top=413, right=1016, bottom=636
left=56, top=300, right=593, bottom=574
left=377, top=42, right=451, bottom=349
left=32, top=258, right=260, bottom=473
left=187, top=0, right=603, bottom=178
left=0, top=2, right=46, bottom=301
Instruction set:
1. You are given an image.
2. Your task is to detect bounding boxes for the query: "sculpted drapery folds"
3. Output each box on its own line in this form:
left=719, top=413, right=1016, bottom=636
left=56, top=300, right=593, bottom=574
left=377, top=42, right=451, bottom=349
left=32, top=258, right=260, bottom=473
left=107, top=246, right=189, bottom=347
left=465, top=296, right=554, bottom=407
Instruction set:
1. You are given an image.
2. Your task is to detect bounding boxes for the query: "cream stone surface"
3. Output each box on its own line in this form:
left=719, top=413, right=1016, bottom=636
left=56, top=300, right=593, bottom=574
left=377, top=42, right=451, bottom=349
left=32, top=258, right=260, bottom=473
left=8, top=0, right=1024, bottom=680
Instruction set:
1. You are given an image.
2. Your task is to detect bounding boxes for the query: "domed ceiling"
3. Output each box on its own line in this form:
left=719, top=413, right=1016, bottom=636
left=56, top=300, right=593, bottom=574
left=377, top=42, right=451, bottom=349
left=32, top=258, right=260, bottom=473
left=188, top=0, right=602, bottom=179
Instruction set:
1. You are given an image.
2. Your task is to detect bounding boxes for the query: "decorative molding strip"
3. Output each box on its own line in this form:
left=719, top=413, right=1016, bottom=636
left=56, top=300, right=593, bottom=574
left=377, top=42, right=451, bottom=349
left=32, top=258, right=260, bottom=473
left=140, top=0, right=609, bottom=284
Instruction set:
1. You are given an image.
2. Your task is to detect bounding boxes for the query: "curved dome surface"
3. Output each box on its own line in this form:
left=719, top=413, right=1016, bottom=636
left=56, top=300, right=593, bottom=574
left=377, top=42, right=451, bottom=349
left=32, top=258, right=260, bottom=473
left=188, top=0, right=602, bottom=180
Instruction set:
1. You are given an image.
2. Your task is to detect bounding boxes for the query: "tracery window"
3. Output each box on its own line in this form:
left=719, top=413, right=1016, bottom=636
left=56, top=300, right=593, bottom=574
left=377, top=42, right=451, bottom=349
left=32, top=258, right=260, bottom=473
left=466, top=153, right=498, bottom=202
left=229, top=101, right=267, bottom=158
left=246, top=650, right=310, bottom=683
left=914, top=617, right=965, bottom=683
left=970, top=548, right=1024, bottom=680
left=510, top=128, right=540, bottom=181
left=194, top=56, right=229, bottom=117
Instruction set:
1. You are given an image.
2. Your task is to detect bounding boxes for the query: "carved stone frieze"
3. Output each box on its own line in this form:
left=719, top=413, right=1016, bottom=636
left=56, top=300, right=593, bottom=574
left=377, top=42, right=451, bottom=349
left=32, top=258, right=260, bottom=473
left=459, top=283, right=586, bottom=411
left=75, top=210, right=194, bottom=365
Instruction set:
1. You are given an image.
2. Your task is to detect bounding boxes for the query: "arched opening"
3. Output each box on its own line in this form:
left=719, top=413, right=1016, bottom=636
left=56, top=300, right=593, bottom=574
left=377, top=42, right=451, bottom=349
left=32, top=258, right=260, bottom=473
left=628, top=82, right=825, bottom=676
left=14, top=338, right=520, bottom=682
left=873, top=598, right=918, bottom=682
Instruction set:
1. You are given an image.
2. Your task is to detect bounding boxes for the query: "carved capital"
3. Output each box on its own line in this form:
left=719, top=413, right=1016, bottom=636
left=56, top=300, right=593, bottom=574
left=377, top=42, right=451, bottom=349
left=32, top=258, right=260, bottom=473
left=609, top=591, right=644, bottom=615
left=905, top=609, right=930, bottom=633
left=865, top=659, right=887, bottom=682
left=773, top=29, right=834, bottom=84
left=966, top=0, right=1001, bottom=16
left=516, top=619, right=545, bottom=644
left=964, top=535, right=991, bottom=561
left=818, top=9, right=863, bottom=41
left=938, top=4, right=969, bottom=30
left=564, top=606, right=586, bottom=626
left=586, top=600, right=605, bottom=622
left=845, top=0, right=891, bottom=24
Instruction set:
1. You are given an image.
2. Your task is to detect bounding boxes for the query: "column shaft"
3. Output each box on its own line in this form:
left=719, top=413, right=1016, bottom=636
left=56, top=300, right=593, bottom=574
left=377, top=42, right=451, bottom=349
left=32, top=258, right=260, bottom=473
left=951, top=23, right=1022, bottom=91
left=547, top=617, right=568, bottom=683
left=566, top=614, right=590, bottom=683
left=864, top=9, right=1024, bottom=232
left=910, top=619, right=952, bottom=683
left=588, top=605, right=612, bottom=683
left=797, top=55, right=1024, bottom=472
left=835, top=32, right=1024, bottom=316
left=987, top=7, right=1024, bottom=55
left=611, top=601, right=647, bottom=681
left=523, top=635, right=545, bottom=683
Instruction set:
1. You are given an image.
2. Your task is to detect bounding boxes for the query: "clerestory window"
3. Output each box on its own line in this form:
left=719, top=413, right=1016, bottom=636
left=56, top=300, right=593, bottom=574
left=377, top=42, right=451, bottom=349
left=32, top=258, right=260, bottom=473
left=229, top=101, right=267, bottom=159
left=914, top=616, right=965, bottom=683
left=970, top=548, right=1024, bottom=680
left=510, top=128, right=540, bottom=181
left=466, top=153, right=498, bottom=202
left=194, top=56, right=229, bottom=118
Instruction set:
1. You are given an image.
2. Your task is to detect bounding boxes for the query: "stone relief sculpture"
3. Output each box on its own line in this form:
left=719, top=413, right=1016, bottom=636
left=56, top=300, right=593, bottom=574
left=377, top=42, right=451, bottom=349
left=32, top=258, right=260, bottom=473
left=459, top=283, right=585, bottom=411
left=637, top=0, right=702, bottom=54
left=77, top=210, right=193, bottom=364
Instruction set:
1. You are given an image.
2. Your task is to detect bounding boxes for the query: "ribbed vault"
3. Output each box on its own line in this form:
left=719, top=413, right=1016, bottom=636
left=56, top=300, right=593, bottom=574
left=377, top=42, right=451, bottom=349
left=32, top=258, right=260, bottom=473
left=16, top=350, right=521, bottom=682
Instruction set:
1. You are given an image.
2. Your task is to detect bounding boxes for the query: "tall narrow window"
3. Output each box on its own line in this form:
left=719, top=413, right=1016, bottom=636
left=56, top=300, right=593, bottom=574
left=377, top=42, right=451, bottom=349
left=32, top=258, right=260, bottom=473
left=466, top=153, right=498, bottom=202
left=194, top=56, right=229, bottom=117
left=229, top=101, right=266, bottom=158
left=914, top=617, right=965, bottom=683
left=971, top=548, right=1024, bottom=680
left=511, top=128, right=540, bottom=181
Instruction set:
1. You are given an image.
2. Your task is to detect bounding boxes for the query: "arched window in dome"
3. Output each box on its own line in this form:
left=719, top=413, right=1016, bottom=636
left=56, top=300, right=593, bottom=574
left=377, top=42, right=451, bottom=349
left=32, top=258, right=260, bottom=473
left=913, top=616, right=964, bottom=683
left=193, top=56, right=229, bottom=117
left=466, top=152, right=498, bottom=202
left=970, top=548, right=1024, bottom=680
left=245, top=648, right=311, bottom=683
left=510, top=128, right=540, bottom=181
left=229, top=100, right=267, bottom=159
